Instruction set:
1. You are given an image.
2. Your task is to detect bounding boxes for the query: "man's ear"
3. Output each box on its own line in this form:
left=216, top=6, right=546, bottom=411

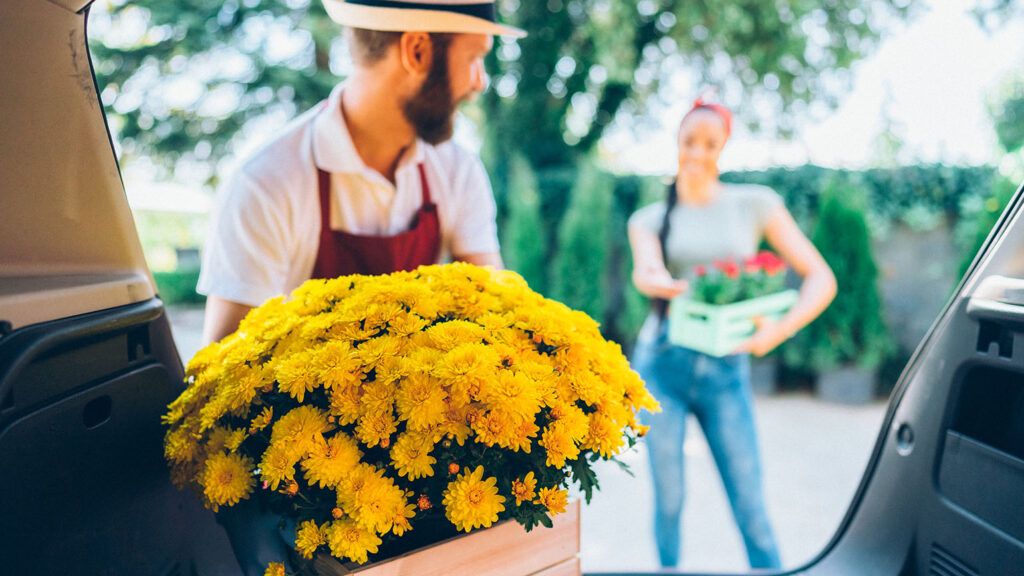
left=399, top=32, right=433, bottom=76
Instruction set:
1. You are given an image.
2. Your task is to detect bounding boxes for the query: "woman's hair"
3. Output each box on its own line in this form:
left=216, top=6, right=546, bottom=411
left=651, top=181, right=679, bottom=318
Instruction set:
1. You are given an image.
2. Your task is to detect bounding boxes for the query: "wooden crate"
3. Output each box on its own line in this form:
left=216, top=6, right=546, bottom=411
left=667, top=289, right=798, bottom=356
left=315, top=501, right=580, bottom=576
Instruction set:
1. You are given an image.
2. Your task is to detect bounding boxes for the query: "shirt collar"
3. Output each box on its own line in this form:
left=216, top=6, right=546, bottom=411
left=312, top=83, right=426, bottom=175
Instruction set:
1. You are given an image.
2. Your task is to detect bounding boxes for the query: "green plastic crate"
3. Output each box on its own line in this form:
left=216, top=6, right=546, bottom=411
left=667, top=289, right=799, bottom=357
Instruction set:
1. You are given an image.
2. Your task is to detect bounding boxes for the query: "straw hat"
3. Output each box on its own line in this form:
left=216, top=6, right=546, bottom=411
left=322, top=0, right=527, bottom=38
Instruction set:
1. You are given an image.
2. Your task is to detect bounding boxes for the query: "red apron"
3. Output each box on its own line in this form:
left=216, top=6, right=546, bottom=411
left=311, top=164, right=442, bottom=278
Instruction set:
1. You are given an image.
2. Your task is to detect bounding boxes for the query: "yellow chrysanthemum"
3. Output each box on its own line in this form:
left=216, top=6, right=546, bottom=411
left=433, top=343, right=500, bottom=404
left=324, top=517, right=381, bottom=564
left=471, top=409, right=519, bottom=449
left=511, top=472, right=537, bottom=506
left=263, top=562, right=286, bottom=576
left=351, top=477, right=410, bottom=535
left=390, top=431, right=437, bottom=480
left=442, top=465, right=506, bottom=532
left=336, top=463, right=383, bottom=515
left=507, top=419, right=539, bottom=454
left=357, top=335, right=403, bottom=369
left=359, top=380, right=395, bottom=417
left=259, top=442, right=299, bottom=491
left=164, top=426, right=200, bottom=464
left=424, top=320, right=488, bottom=350
left=295, top=520, right=326, bottom=559
left=207, top=426, right=247, bottom=453
left=301, top=433, right=363, bottom=489
left=354, top=410, right=397, bottom=448
left=386, top=312, right=429, bottom=338
left=584, top=413, right=625, bottom=458
left=248, top=406, right=274, bottom=434
left=328, top=385, right=362, bottom=426
left=536, top=486, right=568, bottom=515
left=165, top=263, right=663, bottom=550
left=480, top=371, right=543, bottom=423
left=395, top=372, right=448, bottom=431
left=200, top=452, right=255, bottom=511
left=549, top=401, right=591, bottom=442
left=438, top=401, right=472, bottom=446
left=270, top=406, right=333, bottom=459
left=538, top=424, right=580, bottom=469
left=311, top=340, right=363, bottom=390
left=275, top=351, right=318, bottom=402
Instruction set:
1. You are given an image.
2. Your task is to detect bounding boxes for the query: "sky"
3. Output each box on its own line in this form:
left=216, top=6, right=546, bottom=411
left=603, top=0, right=1024, bottom=174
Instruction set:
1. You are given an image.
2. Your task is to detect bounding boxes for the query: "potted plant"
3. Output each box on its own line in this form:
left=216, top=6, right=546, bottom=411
left=783, top=183, right=892, bottom=404
left=163, top=263, right=659, bottom=576
left=667, top=251, right=798, bottom=357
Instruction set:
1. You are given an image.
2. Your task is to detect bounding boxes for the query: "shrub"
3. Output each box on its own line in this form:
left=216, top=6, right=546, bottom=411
left=153, top=268, right=204, bottom=305
left=501, top=155, right=549, bottom=294
left=782, top=181, right=891, bottom=372
left=551, top=163, right=612, bottom=322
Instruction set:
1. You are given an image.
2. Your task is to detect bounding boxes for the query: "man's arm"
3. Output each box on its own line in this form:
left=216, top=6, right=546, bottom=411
left=202, top=295, right=253, bottom=344
left=455, top=252, right=503, bottom=268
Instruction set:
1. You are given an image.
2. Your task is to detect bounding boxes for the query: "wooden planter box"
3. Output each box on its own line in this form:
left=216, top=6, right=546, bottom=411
left=313, top=501, right=580, bottom=576
left=668, top=290, right=799, bottom=356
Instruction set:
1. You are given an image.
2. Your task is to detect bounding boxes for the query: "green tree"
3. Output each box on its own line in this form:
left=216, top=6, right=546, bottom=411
left=90, top=0, right=919, bottom=184
left=552, top=163, right=612, bottom=322
left=783, top=181, right=891, bottom=372
left=990, top=78, right=1024, bottom=155
left=501, top=155, right=549, bottom=293
left=955, top=177, right=1019, bottom=280
left=89, top=0, right=339, bottom=183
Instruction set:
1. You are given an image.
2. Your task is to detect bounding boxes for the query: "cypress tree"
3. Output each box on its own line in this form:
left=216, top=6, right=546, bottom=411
left=501, top=155, right=549, bottom=294
left=552, top=162, right=612, bottom=323
left=785, top=181, right=891, bottom=371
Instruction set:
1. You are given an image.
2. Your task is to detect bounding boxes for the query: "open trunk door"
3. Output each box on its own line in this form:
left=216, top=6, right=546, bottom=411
left=0, top=1, right=237, bottom=573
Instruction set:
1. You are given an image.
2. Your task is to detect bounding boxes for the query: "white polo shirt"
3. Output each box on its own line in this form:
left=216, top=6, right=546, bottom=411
left=197, top=84, right=500, bottom=307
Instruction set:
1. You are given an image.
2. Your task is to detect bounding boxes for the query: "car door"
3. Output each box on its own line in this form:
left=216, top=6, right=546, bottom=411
left=0, top=0, right=238, bottom=573
left=791, top=177, right=1024, bottom=576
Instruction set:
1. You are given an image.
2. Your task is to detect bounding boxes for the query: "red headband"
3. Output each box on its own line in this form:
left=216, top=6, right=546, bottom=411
left=683, top=97, right=732, bottom=137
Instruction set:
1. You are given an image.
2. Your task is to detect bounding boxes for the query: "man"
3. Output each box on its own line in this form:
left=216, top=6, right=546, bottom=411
left=197, top=0, right=526, bottom=344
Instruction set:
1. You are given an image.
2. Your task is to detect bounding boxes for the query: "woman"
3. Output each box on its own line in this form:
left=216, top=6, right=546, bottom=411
left=628, top=98, right=836, bottom=569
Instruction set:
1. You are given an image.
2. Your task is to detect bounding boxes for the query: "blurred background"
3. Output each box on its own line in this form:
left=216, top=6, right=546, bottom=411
left=87, top=0, right=1024, bottom=572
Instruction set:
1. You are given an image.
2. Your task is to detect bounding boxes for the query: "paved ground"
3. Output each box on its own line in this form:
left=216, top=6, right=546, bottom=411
left=166, top=305, right=888, bottom=574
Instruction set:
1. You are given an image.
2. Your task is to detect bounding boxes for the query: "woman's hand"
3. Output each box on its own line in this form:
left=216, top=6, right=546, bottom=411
left=734, top=317, right=791, bottom=357
left=632, top=267, right=688, bottom=300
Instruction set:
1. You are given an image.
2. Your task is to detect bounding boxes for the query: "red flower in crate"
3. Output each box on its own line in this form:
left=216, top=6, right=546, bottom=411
left=691, top=252, right=789, bottom=305
left=714, top=260, right=741, bottom=278
left=745, top=251, right=786, bottom=276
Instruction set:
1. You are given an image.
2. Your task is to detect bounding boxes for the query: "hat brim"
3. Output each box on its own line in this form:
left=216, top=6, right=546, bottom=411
left=323, top=0, right=527, bottom=38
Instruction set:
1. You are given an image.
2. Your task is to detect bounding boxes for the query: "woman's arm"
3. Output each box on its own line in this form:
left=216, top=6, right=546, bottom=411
left=628, top=224, right=689, bottom=300
left=736, top=205, right=837, bottom=356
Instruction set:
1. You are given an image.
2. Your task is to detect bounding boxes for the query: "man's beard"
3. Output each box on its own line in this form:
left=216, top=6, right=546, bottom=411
left=402, top=41, right=458, bottom=145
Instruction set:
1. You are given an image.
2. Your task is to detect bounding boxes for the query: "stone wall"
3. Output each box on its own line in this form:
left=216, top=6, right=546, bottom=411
left=873, top=219, right=961, bottom=355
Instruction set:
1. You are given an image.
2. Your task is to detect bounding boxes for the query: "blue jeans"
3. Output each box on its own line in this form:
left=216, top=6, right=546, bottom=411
left=632, top=318, right=781, bottom=569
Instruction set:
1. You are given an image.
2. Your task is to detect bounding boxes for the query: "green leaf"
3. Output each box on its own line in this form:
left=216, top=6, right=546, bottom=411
left=569, top=457, right=600, bottom=504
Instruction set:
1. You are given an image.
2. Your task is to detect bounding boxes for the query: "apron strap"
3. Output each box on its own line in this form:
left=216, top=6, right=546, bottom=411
left=417, top=164, right=433, bottom=207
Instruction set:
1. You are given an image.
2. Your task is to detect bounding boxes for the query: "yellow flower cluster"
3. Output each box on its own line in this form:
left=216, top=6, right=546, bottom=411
left=163, top=263, right=658, bottom=569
